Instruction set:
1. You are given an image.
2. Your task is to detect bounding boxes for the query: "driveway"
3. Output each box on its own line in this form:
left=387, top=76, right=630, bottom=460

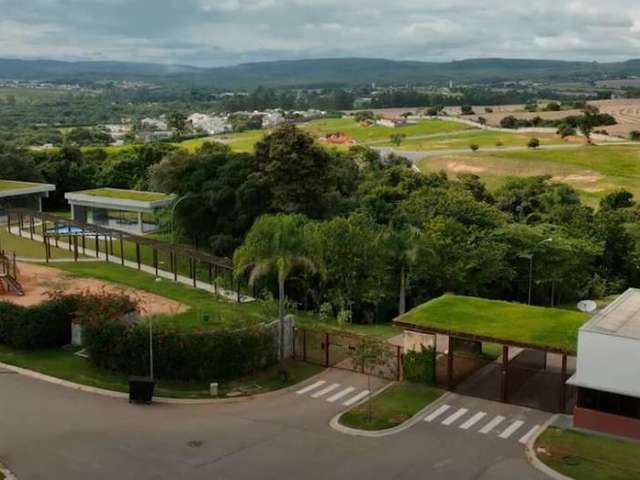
left=0, top=369, right=547, bottom=480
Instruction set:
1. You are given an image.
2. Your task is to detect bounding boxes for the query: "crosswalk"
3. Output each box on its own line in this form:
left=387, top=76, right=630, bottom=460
left=296, top=380, right=371, bottom=406
left=423, top=404, right=540, bottom=444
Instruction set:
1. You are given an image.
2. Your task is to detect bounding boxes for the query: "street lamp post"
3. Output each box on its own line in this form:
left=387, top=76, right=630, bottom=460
left=526, top=238, right=553, bottom=305
left=170, top=194, right=193, bottom=245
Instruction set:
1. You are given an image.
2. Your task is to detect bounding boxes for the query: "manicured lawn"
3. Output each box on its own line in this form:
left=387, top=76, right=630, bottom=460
left=415, top=144, right=640, bottom=204
left=52, top=261, right=270, bottom=331
left=301, top=117, right=472, bottom=144
left=396, top=294, right=588, bottom=353
left=536, top=427, right=640, bottom=480
left=382, top=130, right=573, bottom=151
left=73, top=188, right=171, bottom=202
left=340, top=382, right=443, bottom=430
left=0, top=344, right=322, bottom=398
left=180, top=130, right=265, bottom=153
left=0, top=227, right=75, bottom=259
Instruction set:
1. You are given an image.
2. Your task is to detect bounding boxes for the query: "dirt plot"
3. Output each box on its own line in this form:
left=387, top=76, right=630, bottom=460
left=1, top=262, right=188, bottom=316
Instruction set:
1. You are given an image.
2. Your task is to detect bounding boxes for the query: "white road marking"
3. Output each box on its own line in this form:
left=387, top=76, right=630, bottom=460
left=424, top=404, right=451, bottom=422
left=499, top=420, right=525, bottom=439
left=327, top=386, right=356, bottom=403
left=343, top=390, right=371, bottom=406
left=479, top=415, right=505, bottom=434
left=519, top=425, right=540, bottom=444
left=442, top=408, right=469, bottom=426
left=459, top=411, right=487, bottom=430
left=311, top=383, right=341, bottom=398
left=296, top=380, right=326, bottom=395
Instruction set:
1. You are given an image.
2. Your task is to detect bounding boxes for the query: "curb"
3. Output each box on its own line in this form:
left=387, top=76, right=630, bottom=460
left=330, top=386, right=452, bottom=438
left=524, top=415, right=573, bottom=480
left=0, top=462, right=16, bottom=480
left=0, top=360, right=329, bottom=405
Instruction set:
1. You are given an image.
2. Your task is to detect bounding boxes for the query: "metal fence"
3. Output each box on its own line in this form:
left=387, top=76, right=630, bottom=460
left=293, top=327, right=403, bottom=381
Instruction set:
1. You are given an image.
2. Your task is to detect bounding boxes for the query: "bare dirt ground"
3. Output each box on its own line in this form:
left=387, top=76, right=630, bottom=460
left=1, top=262, right=188, bottom=316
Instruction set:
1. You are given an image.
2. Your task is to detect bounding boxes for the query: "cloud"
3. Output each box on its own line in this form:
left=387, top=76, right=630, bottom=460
left=0, top=0, right=638, bottom=66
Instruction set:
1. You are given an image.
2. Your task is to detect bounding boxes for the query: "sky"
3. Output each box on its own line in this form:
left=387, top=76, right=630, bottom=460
left=1, top=0, right=640, bottom=67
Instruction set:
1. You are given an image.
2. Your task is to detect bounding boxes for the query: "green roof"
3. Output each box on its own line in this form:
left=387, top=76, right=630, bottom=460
left=395, top=294, right=588, bottom=353
left=0, top=180, right=45, bottom=191
left=74, top=188, right=171, bottom=202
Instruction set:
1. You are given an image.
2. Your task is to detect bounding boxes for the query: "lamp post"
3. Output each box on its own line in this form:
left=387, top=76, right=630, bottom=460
left=525, top=238, right=553, bottom=305
left=170, top=194, right=193, bottom=245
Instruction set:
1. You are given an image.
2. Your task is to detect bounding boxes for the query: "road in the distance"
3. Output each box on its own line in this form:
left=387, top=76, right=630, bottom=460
left=0, top=370, right=546, bottom=480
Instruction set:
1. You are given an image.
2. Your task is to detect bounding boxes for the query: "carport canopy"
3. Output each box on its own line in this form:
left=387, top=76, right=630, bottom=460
left=394, top=294, right=588, bottom=355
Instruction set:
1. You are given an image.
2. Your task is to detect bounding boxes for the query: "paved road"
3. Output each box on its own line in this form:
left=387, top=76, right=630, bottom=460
left=0, top=369, right=547, bottom=480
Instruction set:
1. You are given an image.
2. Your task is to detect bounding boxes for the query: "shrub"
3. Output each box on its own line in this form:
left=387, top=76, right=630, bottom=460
left=82, top=319, right=278, bottom=382
left=403, top=346, right=436, bottom=385
left=469, top=143, right=480, bottom=152
left=0, top=296, right=78, bottom=348
left=528, top=137, right=540, bottom=149
left=630, top=130, right=640, bottom=141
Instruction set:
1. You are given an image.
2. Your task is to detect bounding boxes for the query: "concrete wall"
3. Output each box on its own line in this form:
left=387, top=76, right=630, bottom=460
left=574, top=330, right=640, bottom=398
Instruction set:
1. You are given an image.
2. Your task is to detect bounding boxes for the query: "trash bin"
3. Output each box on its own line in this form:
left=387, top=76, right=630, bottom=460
left=129, top=376, right=155, bottom=404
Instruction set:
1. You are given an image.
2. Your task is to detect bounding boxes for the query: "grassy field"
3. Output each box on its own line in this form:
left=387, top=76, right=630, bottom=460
left=396, top=294, right=588, bottom=353
left=180, top=130, right=265, bottom=153
left=300, top=117, right=472, bottom=144
left=416, top=144, right=640, bottom=205
left=0, top=226, right=76, bottom=259
left=536, top=427, right=640, bottom=479
left=382, top=130, right=575, bottom=151
left=0, top=345, right=322, bottom=398
left=340, top=382, right=443, bottom=430
left=52, top=261, right=269, bottom=331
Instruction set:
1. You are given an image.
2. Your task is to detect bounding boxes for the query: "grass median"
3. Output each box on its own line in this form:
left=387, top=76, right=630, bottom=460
left=0, top=344, right=323, bottom=399
left=536, top=426, right=640, bottom=480
left=339, top=382, right=443, bottom=431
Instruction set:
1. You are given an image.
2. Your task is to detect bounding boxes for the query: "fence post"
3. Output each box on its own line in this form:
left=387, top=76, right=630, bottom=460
left=396, top=345, right=402, bottom=381
left=135, top=242, right=141, bottom=270
left=303, top=329, right=307, bottom=362
left=559, top=353, right=567, bottom=413
left=501, top=345, right=509, bottom=403
left=324, top=332, right=330, bottom=368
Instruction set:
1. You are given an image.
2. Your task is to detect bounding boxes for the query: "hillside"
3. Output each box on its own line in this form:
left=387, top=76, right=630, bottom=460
left=3, top=57, right=640, bottom=88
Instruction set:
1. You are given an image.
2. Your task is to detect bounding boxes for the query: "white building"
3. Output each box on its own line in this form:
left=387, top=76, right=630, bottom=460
left=568, top=288, right=640, bottom=440
left=262, top=110, right=286, bottom=129
left=140, top=117, right=168, bottom=131
left=187, top=113, right=232, bottom=135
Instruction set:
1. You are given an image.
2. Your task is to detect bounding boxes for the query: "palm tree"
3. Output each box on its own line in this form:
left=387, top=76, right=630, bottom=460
left=234, top=214, right=324, bottom=376
left=385, top=226, right=420, bottom=316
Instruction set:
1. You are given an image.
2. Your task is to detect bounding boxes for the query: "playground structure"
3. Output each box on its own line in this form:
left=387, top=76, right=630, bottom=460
left=0, top=250, right=24, bottom=296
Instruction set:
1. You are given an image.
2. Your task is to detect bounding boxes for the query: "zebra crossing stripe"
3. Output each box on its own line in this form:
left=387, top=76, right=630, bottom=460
left=343, top=390, right=370, bottom=406
left=459, top=411, right=487, bottom=430
left=424, top=404, right=451, bottom=422
left=479, top=415, right=505, bottom=434
left=518, top=425, right=540, bottom=444
left=327, top=387, right=356, bottom=403
left=296, top=380, right=326, bottom=395
left=442, top=408, right=468, bottom=426
left=499, top=420, right=525, bottom=439
left=311, top=383, right=341, bottom=399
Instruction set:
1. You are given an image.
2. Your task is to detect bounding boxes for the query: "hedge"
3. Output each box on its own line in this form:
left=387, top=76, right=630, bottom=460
left=82, top=320, right=278, bottom=382
left=0, top=297, right=77, bottom=348
left=403, top=346, right=436, bottom=386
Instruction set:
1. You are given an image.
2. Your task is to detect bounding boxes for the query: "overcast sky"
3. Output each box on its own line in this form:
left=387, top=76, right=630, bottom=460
left=1, top=0, right=640, bottom=67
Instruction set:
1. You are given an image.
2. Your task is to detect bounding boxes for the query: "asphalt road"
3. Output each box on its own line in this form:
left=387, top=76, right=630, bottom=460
left=0, top=369, right=547, bottom=480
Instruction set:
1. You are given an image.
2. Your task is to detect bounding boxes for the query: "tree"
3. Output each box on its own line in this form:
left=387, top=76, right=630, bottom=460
left=460, top=105, right=474, bottom=115
left=557, top=124, right=576, bottom=139
left=477, top=117, right=487, bottom=126
left=167, top=112, right=188, bottom=137
left=600, top=189, right=635, bottom=211
left=527, top=137, right=540, bottom=149
left=470, top=143, right=480, bottom=152
left=234, top=214, right=325, bottom=376
left=385, top=226, right=420, bottom=315
left=253, top=125, right=351, bottom=218
left=389, top=133, right=406, bottom=146
left=630, top=130, right=640, bottom=141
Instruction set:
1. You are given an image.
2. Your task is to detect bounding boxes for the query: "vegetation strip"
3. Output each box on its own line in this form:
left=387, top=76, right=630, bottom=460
left=535, top=427, right=640, bottom=480
left=339, top=382, right=444, bottom=431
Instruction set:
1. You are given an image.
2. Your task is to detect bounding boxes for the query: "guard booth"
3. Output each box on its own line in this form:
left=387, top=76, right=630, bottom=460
left=394, top=294, right=589, bottom=413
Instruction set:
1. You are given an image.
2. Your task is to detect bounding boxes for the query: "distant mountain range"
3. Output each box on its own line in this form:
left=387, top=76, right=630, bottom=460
left=3, top=57, right=640, bottom=89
